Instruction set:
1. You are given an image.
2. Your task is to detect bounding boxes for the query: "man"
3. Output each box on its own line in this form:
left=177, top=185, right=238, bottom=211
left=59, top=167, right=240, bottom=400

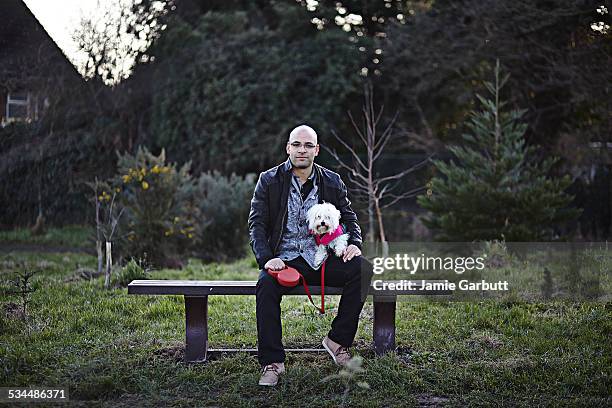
left=248, top=124, right=373, bottom=386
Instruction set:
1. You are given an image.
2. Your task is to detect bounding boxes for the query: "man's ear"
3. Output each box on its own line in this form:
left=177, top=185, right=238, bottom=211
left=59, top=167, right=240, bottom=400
left=314, top=145, right=320, bottom=156
left=286, top=143, right=291, bottom=155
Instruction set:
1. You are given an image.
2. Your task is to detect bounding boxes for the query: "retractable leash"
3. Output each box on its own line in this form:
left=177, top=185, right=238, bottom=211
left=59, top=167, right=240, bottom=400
left=266, top=225, right=346, bottom=314
left=267, top=266, right=326, bottom=314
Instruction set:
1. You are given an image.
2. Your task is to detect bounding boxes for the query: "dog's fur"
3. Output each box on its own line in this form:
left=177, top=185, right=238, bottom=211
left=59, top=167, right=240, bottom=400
left=307, top=202, right=349, bottom=266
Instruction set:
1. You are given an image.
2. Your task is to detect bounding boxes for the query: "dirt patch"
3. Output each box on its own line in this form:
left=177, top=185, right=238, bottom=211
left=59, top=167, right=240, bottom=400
left=467, top=332, right=504, bottom=349
left=2, top=301, right=24, bottom=320
left=394, top=345, right=414, bottom=365
left=64, top=267, right=104, bottom=283
left=151, top=342, right=184, bottom=363
left=415, top=393, right=450, bottom=407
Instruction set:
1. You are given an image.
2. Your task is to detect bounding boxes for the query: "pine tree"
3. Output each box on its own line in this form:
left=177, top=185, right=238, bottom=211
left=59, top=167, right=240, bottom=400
left=417, top=60, right=581, bottom=242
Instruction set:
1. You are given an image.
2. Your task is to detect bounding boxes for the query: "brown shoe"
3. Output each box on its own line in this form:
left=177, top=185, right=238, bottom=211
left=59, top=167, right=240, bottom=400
left=322, top=336, right=351, bottom=366
left=258, top=362, right=285, bottom=386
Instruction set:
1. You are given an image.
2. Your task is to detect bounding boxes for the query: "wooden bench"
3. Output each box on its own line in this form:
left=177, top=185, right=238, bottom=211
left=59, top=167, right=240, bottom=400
left=127, top=279, right=451, bottom=362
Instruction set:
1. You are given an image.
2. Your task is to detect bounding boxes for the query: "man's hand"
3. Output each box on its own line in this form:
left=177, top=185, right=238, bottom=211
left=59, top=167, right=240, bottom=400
left=264, top=257, right=286, bottom=271
left=342, top=244, right=361, bottom=262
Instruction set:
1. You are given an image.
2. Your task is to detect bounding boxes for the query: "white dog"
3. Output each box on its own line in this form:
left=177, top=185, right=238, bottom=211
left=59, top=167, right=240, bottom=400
left=307, top=202, right=349, bottom=267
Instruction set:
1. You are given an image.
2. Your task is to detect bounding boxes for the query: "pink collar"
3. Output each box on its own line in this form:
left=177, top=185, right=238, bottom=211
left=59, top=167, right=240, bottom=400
left=312, top=225, right=344, bottom=245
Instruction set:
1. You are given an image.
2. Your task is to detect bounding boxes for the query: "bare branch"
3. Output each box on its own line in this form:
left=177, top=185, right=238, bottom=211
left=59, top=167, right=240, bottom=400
left=327, top=132, right=369, bottom=173
left=380, top=186, right=427, bottom=209
left=322, top=145, right=369, bottom=184
left=108, top=191, right=117, bottom=223
left=109, top=207, right=125, bottom=238
left=375, top=155, right=433, bottom=184
left=373, top=111, right=400, bottom=162
left=347, top=172, right=371, bottom=193
left=347, top=110, right=368, bottom=146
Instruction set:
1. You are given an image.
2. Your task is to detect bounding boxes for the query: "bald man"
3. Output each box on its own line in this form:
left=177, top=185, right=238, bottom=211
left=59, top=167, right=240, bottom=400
left=248, top=124, right=373, bottom=386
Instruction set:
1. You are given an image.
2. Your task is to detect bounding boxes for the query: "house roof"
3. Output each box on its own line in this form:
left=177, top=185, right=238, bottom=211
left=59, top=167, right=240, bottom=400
left=0, top=0, right=81, bottom=79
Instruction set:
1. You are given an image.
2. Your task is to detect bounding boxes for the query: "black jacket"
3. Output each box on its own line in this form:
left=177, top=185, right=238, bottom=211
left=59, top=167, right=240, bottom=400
left=248, top=159, right=362, bottom=269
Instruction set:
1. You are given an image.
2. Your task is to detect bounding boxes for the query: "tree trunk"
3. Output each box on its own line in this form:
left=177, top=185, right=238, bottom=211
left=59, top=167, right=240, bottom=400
left=96, top=240, right=103, bottom=275
left=104, top=241, right=112, bottom=288
left=95, top=189, right=103, bottom=275
left=367, top=195, right=376, bottom=243
left=374, top=198, right=389, bottom=257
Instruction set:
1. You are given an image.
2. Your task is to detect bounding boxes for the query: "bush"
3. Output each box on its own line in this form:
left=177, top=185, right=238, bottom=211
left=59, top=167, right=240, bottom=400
left=110, top=146, right=197, bottom=268
left=192, top=171, right=255, bottom=262
left=113, top=257, right=150, bottom=288
left=0, top=126, right=116, bottom=228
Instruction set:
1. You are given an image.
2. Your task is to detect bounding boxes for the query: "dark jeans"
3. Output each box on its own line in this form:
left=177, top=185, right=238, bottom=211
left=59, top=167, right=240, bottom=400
left=256, top=255, right=374, bottom=366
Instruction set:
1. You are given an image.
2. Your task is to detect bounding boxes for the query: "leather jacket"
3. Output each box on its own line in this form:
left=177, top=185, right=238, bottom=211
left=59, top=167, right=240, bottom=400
left=248, top=158, right=362, bottom=269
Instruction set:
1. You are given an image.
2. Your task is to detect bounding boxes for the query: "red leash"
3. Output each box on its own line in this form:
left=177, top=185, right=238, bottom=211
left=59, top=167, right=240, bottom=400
left=321, top=260, right=325, bottom=313
left=268, top=263, right=326, bottom=314
left=299, top=260, right=325, bottom=314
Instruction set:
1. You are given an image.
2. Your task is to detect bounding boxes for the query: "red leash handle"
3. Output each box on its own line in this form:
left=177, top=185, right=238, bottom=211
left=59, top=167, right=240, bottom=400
left=267, top=264, right=326, bottom=314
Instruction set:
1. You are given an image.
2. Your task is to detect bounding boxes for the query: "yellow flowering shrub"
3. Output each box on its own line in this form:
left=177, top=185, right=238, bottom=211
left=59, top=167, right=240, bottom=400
left=110, top=146, right=197, bottom=268
left=98, top=190, right=112, bottom=202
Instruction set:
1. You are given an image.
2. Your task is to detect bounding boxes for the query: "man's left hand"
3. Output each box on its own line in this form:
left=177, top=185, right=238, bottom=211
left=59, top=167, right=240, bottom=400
left=342, top=244, right=361, bottom=262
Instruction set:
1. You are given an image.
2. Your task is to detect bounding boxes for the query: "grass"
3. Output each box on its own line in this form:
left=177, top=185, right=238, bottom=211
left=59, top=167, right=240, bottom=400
left=0, top=247, right=610, bottom=406
left=0, top=225, right=93, bottom=249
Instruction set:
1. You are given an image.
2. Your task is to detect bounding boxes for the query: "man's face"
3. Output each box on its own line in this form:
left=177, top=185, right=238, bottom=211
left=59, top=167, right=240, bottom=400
left=286, top=130, right=319, bottom=169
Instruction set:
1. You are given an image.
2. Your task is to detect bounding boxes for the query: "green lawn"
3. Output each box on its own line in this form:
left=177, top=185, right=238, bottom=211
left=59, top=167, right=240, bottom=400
left=0, top=225, right=93, bottom=249
left=1, top=249, right=610, bottom=407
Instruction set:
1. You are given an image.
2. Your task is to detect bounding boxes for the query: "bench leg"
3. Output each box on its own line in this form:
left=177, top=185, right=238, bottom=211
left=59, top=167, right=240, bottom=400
left=185, top=296, right=208, bottom=362
left=373, top=298, right=396, bottom=355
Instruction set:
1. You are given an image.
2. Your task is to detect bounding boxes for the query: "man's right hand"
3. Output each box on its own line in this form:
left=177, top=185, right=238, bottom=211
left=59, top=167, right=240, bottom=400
left=265, top=258, right=286, bottom=271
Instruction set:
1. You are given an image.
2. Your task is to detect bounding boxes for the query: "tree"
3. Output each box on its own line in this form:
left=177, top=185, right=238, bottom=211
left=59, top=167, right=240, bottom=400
left=417, top=60, right=581, bottom=242
left=148, top=4, right=367, bottom=174
left=381, top=0, right=612, bottom=161
left=325, top=83, right=432, bottom=253
left=86, top=178, right=126, bottom=288
left=73, top=0, right=174, bottom=85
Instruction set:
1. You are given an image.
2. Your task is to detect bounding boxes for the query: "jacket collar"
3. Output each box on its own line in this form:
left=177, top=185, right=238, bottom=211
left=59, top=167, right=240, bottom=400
left=282, top=158, right=292, bottom=172
left=281, top=158, right=325, bottom=203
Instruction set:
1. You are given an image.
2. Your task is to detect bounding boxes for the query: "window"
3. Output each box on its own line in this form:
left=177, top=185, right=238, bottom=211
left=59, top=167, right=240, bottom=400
left=4, top=92, right=38, bottom=125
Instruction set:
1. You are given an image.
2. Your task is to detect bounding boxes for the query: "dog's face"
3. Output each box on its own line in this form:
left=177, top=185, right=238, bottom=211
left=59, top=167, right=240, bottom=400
left=307, top=203, right=341, bottom=235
